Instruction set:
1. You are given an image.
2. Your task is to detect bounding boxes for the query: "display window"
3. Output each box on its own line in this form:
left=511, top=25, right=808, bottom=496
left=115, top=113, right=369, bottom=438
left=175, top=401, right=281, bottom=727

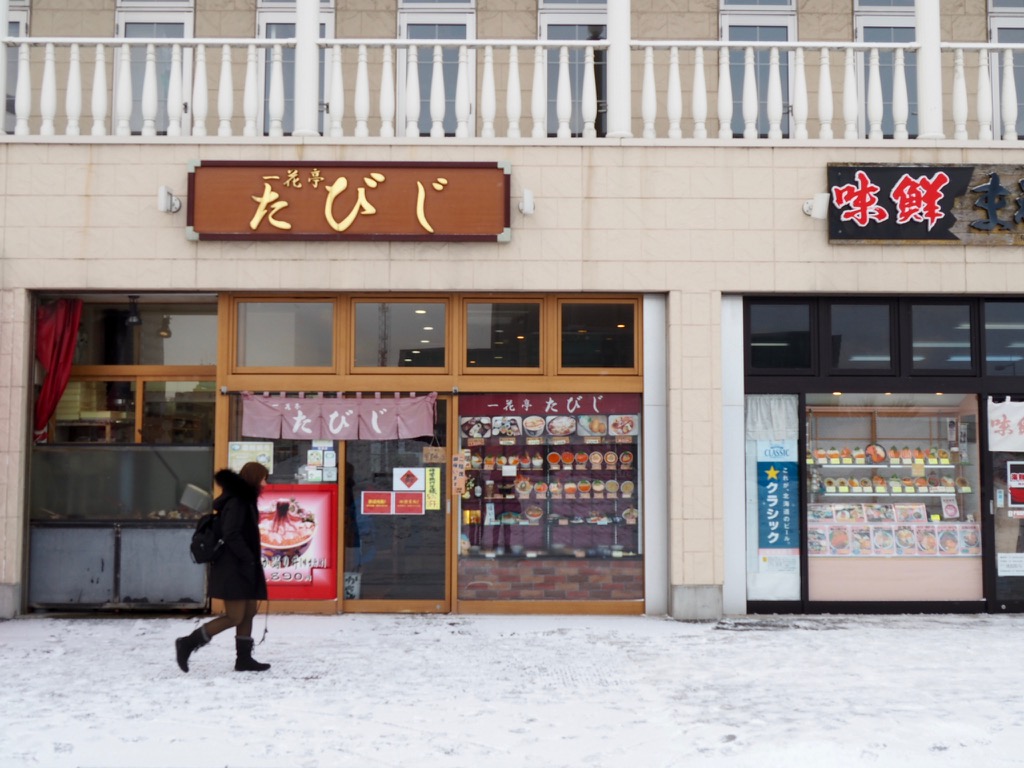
left=805, top=393, right=982, bottom=602
left=456, top=392, right=642, bottom=603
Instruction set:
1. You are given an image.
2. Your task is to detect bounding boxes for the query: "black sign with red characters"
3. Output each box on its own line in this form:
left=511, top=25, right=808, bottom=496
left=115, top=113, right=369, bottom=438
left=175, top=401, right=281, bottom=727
left=827, top=164, right=1024, bottom=245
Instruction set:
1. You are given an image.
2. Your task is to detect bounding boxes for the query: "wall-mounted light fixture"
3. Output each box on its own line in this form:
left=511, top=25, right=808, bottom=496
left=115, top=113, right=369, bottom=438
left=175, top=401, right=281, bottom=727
left=802, top=192, right=830, bottom=220
left=157, top=185, right=182, bottom=214
left=158, top=315, right=172, bottom=339
left=518, top=188, right=535, bottom=215
left=126, top=295, right=142, bottom=327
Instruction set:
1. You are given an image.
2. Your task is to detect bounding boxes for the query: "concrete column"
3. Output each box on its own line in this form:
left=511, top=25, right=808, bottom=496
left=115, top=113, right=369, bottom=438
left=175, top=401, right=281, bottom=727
left=292, top=0, right=320, bottom=137
left=915, top=0, right=944, bottom=139
left=605, top=0, right=632, bottom=138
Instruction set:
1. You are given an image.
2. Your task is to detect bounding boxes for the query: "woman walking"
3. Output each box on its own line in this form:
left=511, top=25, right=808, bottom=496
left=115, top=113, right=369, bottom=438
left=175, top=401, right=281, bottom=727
left=176, top=462, right=271, bottom=673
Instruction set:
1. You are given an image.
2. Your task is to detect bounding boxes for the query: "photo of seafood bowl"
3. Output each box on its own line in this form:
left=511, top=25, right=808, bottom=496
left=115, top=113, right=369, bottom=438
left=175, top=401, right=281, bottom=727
left=259, top=498, right=316, bottom=560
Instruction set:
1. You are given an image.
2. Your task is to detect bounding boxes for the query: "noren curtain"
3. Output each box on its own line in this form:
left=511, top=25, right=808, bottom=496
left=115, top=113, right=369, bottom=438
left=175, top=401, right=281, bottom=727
left=33, top=299, right=83, bottom=443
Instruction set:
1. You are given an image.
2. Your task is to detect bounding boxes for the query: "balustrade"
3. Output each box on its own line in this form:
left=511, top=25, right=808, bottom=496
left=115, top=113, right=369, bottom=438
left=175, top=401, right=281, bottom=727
left=2, top=34, right=1024, bottom=143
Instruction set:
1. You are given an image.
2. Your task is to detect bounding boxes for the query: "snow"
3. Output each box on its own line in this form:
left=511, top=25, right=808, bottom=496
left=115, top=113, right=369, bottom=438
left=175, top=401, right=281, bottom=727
left=2, top=612, right=1023, bottom=767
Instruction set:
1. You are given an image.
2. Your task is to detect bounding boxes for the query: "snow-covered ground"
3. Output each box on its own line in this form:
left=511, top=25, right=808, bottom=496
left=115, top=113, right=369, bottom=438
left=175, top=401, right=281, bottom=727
left=1, top=611, right=1023, bottom=767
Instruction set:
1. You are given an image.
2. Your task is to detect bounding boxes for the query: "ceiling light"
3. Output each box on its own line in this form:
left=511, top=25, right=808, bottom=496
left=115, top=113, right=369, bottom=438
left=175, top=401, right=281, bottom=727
left=126, top=295, right=142, bottom=327
left=423, top=326, right=434, bottom=331
left=415, top=309, right=427, bottom=315
left=420, top=339, right=430, bottom=344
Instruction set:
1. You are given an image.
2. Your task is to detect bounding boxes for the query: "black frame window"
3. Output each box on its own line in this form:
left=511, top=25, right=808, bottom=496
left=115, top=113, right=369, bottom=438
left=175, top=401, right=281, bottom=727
left=827, top=301, right=895, bottom=375
left=746, top=300, right=814, bottom=373
left=905, top=301, right=977, bottom=376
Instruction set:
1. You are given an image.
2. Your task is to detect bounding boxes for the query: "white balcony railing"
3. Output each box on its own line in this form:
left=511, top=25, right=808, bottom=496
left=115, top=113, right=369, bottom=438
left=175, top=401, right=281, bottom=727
left=4, top=34, right=1024, bottom=143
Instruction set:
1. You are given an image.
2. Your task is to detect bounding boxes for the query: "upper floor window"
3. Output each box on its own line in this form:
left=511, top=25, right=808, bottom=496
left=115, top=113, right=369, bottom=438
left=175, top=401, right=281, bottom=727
left=398, top=4, right=476, bottom=137
left=856, top=0, right=914, bottom=7
left=116, top=7, right=193, bottom=136
left=3, top=7, right=27, bottom=133
left=720, top=12, right=795, bottom=138
left=856, top=11, right=917, bottom=138
left=257, top=7, right=333, bottom=136
left=539, top=10, right=606, bottom=137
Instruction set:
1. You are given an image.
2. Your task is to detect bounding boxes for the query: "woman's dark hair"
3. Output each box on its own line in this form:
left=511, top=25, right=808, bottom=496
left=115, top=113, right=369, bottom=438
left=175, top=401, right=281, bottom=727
left=238, top=462, right=270, bottom=491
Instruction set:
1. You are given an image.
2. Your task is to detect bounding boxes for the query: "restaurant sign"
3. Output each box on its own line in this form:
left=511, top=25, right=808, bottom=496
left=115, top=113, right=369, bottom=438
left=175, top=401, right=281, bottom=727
left=187, top=161, right=511, bottom=242
left=827, top=164, right=1024, bottom=245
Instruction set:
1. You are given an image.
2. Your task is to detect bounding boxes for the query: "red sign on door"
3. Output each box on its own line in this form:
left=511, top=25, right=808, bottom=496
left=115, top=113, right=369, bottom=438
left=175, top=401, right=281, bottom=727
left=361, top=491, right=394, bottom=515
left=394, top=492, right=425, bottom=515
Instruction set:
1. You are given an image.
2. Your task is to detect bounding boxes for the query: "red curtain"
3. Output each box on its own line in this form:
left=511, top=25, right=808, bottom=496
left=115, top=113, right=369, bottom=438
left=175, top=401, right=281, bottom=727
left=33, top=299, right=83, bottom=443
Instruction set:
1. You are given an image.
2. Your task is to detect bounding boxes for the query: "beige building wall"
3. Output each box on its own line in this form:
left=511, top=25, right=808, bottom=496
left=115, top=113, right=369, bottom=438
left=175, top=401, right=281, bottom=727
left=0, top=138, right=1020, bottom=617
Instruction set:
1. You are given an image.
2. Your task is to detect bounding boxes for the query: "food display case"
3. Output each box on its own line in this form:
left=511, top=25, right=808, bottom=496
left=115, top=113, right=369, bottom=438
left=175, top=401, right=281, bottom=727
left=805, top=395, right=983, bottom=602
left=456, top=393, right=643, bottom=603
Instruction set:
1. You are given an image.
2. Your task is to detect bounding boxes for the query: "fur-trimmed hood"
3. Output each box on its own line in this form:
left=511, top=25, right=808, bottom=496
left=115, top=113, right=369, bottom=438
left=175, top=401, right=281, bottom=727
left=213, top=468, right=259, bottom=509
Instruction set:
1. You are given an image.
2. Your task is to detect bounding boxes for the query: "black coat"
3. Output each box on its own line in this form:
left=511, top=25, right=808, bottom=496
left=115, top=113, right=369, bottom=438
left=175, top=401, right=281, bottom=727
left=207, top=469, right=268, bottom=601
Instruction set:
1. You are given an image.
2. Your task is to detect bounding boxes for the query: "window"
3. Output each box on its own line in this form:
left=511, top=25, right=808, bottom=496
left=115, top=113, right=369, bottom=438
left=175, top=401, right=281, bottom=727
left=856, top=13, right=917, bottom=138
left=75, top=299, right=217, bottom=366
left=721, top=12, right=795, bottom=138
left=257, top=7, right=333, bottom=135
left=465, top=301, right=541, bottom=369
left=353, top=301, right=447, bottom=368
left=236, top=301, right=335, bottom=368
left=399, top=9, right=475, bottom=137
left=4, top=8, right=27, bottom=133
left=991, top=19, right=1024, bottom=138
left=116, top=7, right=193, bottom=135
left=747, top=301, right=812, bottom=372
left=560, top=301, right=635, bottom=369
left=540, top=10, right=606, bottom=137
left=828, top=302, right=894, bottom=373
left=908, top=303, right=975, bottom=374
left=141, top=381, right=215, bottom=444
left=984, top=301, right=1024, bottom=375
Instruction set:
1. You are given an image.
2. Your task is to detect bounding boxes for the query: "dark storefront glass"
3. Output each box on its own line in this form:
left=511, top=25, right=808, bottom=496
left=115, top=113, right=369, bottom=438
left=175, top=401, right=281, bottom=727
left=829, top=303, right=892, bottom=371
left=910, top=303, right=974, bottom=372
left=748, top=302, right=812, bottom=371
left=466, top=302, right=541, bottom=368
left=353, top=301, right=446, bottom=368
left=560, top=302, right=635, bottom=368
left=76, top=302, right=217, bottom=366
left=984, top=302, right=1024, bottom=376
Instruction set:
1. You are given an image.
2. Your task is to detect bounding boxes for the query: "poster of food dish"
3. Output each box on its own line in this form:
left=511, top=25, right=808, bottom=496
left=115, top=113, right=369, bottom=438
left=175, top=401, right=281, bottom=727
left=258, top=484, right=337, bottom=600
left=807, top=504, right=980, bottom=557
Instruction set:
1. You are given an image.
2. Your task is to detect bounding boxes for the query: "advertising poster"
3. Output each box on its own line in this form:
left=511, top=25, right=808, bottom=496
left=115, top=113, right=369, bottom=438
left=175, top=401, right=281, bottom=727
left=756, top=440, right=800, bottom=571
left=1008, top=461, right=1024, bottom=511
left=259, top=484, right=337, bottom=600
left=228, top=441, right=274, bottom=473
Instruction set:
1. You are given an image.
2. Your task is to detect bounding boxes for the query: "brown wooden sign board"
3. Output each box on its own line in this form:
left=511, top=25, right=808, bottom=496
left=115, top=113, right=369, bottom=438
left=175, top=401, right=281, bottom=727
left=187, top=161, right=511, bottom=242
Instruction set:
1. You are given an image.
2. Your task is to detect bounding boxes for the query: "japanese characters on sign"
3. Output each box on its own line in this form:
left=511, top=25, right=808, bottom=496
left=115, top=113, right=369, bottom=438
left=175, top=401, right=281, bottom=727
left=987, top=397, right=1024, bottom=452
left=826, top=164, right=1024, bottom=245
left=756, top=440, right=800, bottom=569
left=187, top=161, right=511, bottom=241
left=241, top=392, right=437, bottom=442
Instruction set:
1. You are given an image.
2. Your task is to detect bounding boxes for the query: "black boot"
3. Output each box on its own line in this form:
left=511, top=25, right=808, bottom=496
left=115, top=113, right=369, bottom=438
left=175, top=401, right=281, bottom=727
left=175, top=627, right=208, bottom=673
left=234, top=636, right=270, bottom=672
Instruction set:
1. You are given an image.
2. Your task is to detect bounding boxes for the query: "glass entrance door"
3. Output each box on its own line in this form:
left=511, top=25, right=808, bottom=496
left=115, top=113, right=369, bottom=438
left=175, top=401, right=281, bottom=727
left=342, top=401, right=449, bottom=611
left=989, top=446, right=1024, bottom=608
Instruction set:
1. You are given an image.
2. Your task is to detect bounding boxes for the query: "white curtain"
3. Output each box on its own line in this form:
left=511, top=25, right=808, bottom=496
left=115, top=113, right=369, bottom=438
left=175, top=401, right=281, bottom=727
left=745, top=394, right=798, bottom=442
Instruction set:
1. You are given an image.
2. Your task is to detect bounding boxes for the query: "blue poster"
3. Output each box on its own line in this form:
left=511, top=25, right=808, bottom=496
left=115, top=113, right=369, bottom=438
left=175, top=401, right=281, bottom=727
left=756, top=441, right=800, bottom=551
